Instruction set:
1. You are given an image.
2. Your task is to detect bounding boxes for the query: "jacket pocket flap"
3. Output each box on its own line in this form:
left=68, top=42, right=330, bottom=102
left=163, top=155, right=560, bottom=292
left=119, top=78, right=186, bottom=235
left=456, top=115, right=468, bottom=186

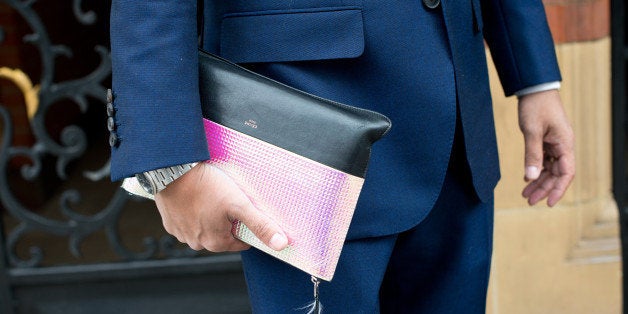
left=220, top=7, right=365, bottom=63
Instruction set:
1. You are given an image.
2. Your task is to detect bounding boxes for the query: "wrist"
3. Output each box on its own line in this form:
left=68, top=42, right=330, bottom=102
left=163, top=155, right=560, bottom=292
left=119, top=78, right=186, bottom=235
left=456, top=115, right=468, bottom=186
left=136, top=162, right=199, bottom=195
left=518, top=89, right=561, bottom=108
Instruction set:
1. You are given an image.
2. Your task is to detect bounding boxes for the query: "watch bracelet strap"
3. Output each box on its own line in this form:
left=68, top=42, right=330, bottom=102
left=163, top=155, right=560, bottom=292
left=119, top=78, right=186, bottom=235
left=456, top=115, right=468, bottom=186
left=145, top=162, right=199, bottom=194
left=121, top=176, right=154, bottom=200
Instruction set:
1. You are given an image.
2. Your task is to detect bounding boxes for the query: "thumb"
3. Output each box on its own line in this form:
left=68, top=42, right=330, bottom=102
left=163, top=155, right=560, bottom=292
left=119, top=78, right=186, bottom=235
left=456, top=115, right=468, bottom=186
left=231, top=204, right=288, bottom=251
left=523, top=127, right=543, bottom=181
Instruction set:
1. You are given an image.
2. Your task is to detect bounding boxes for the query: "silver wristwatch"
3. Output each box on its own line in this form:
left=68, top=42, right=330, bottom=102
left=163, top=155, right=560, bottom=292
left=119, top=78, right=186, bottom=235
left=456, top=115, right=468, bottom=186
left=135, top=162, right=198, bottom=195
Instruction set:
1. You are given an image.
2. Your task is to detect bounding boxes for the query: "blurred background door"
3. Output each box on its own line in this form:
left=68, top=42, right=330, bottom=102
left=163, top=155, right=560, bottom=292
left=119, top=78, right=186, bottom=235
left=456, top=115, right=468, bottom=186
left=612, top=0, right=628, bottom=311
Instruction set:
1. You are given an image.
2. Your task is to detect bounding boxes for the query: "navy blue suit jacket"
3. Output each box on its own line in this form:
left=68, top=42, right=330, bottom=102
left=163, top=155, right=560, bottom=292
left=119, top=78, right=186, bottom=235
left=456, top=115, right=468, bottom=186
left=109, top=0, right=560, bottom=239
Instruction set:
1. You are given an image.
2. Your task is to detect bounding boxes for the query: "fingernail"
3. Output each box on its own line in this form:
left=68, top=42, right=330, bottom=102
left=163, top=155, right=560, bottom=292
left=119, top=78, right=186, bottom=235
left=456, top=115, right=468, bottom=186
left=525, top=166, right=540, bottom=180
left=269, top=233, right=288, bottom=251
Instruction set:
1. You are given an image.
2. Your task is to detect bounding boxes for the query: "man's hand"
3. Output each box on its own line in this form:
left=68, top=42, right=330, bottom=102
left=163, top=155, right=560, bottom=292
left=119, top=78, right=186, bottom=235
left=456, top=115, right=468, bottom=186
left=518, top=89, right=575, bottom=207
left=154, top=163, right=289, bottom=252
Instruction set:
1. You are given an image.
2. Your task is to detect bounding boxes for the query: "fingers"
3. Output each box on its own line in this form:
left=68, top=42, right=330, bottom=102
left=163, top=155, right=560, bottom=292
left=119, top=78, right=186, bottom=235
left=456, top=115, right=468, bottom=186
left=178, top=202, right=288, bottom=252
left=209, top=165, right=289, bottom=251
left=197, top=230, right=251, bottom=252
left=154, top=163, right=288, bottom=253
left=171, top=219, right=251, bottom=252
left=547, top=148, right=575, bottom=206
left=521, top=124, right=544, bottom=182
left=522, top=170, right=555, bottom=206
left=521, top=152, right=575, bottom=207
left=178, top=209, right=254, bottom=252
left=230, top=204, right=289, bottom=251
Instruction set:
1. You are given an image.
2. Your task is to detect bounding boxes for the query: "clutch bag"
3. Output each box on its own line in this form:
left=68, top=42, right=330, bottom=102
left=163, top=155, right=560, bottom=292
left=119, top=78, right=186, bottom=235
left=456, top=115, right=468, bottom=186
left=122, top=49, right=391, bottom=282
left=198, top=49, right=391, bottom=281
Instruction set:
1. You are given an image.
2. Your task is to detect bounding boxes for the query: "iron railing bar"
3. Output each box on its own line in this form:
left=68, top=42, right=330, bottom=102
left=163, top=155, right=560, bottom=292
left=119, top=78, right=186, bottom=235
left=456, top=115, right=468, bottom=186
left=0, top=216, right=16, bottom=314
left=8, top=254, right=242, bottom=286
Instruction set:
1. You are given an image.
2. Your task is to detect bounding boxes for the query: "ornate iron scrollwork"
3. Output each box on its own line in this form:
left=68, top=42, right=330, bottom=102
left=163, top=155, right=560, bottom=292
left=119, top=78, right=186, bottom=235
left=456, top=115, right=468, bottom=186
left=0, top=0, right=198, bottom=268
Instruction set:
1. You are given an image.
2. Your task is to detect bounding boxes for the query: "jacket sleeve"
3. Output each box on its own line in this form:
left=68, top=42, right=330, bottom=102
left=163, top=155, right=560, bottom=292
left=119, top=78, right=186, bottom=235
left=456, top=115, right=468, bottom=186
left=481, top=0, right=562, bottom=96
left=109, top=0, right=209, bottom=181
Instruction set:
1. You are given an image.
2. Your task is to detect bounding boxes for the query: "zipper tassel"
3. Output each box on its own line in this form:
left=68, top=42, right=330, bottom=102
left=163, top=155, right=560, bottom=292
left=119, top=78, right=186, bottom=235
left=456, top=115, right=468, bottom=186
left=298, top=276, right=323, bottom=313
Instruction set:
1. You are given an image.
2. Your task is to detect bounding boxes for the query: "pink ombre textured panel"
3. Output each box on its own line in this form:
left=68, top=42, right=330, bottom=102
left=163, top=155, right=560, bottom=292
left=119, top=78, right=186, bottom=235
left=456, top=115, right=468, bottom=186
left=204, top=119, right=364, bottom=281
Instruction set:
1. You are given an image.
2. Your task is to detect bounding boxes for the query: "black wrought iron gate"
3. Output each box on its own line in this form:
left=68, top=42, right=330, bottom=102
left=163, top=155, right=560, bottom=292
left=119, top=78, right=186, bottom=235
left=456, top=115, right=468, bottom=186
left=0, top=1, right=250, bottom=313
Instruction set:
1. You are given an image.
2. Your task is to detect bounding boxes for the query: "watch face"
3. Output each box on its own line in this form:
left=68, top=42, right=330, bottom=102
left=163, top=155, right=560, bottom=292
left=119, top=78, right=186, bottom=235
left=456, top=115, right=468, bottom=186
left=135, top=173, right=155, bottom=195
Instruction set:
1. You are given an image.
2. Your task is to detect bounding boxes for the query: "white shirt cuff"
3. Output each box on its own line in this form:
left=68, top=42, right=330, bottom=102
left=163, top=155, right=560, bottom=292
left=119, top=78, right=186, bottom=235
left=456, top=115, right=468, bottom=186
left=514, top=81, right=561, bottom=97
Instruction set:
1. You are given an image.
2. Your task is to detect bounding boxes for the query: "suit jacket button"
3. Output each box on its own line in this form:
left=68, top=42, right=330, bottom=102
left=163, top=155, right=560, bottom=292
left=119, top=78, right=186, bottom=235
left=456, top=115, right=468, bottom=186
left=423, top=0, right=441, bottom=9
left=109, top=133, right=119, bottom=147
left=106, top=103, right=115, bottom=117
left=106, top=89, right=113, bottom=103
left=107, top=117, right=116, bottom=131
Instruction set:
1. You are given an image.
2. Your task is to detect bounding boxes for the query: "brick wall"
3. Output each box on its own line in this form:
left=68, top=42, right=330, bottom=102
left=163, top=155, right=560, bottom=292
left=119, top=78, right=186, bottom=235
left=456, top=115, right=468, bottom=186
left=544, top=0, right=610, bottom=43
